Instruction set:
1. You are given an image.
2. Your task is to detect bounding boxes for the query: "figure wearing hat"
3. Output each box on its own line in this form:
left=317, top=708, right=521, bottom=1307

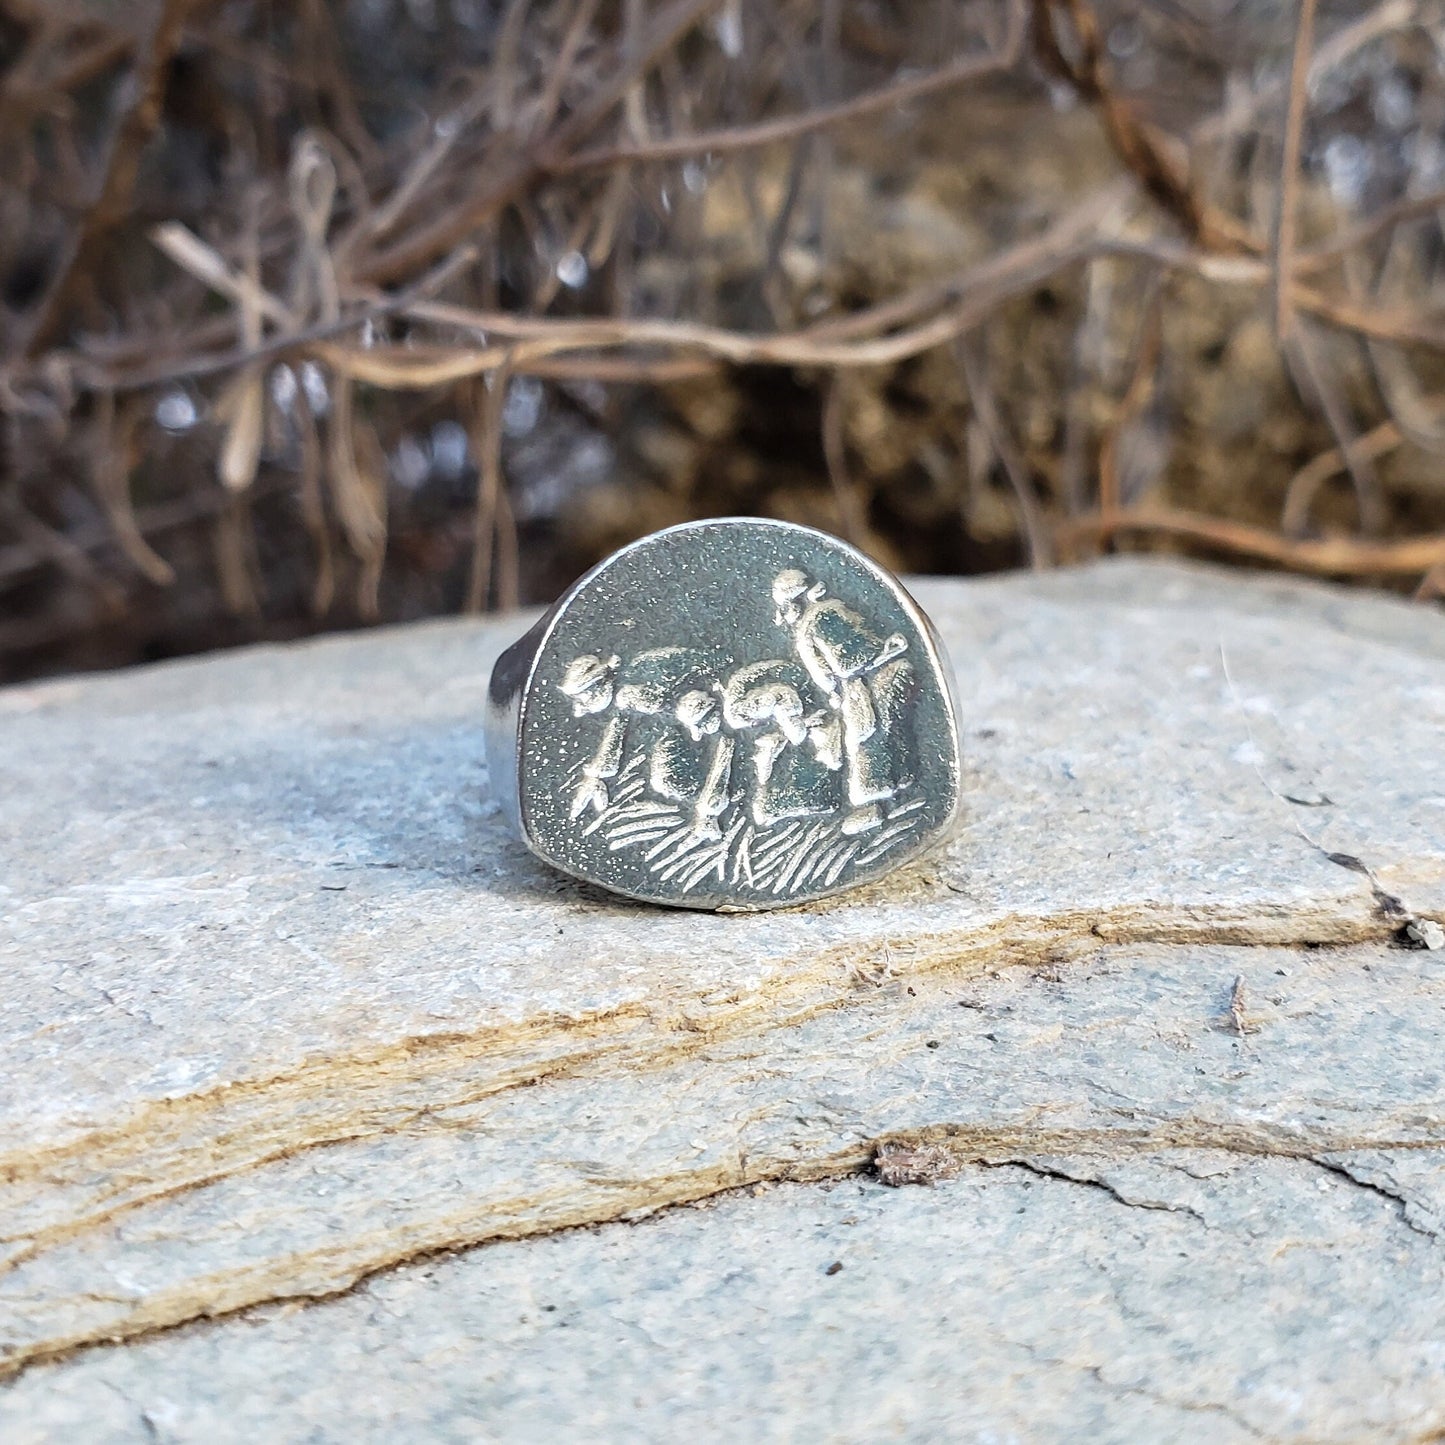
left=718, top=658, right=838, bottom=827
left=772, top=569, right=916, bottom=835
left=558, top=646, right=721, bottom=822
left=661, top=689, right=737, bottom=839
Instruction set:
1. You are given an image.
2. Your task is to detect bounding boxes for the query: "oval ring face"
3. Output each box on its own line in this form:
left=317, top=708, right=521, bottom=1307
left=487, top=519, right=963, bottom=910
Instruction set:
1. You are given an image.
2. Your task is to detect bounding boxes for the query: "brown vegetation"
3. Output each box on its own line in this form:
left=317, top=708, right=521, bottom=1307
left=1, top=0, right=1442, bottom=681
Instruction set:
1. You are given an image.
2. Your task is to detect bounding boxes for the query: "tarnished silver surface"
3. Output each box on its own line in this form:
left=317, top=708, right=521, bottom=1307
left=485, top=518, right=963, bottom=910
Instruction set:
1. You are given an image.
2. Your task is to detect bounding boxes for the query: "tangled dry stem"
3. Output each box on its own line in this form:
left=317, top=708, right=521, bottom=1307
left=0, top=0, right=1443, bottom=678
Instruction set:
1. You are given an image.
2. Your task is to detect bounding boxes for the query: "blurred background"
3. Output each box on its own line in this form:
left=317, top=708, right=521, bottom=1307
left=1, top=0, right=1442, bottom=683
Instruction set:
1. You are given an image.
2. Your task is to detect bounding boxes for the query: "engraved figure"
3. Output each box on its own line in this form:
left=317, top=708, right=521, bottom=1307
left=557, top=652, right=621, bottom=819
left=718, top=659, right=838, bottom=826
left=650, top=689, right=716, bottom=804
left=666, top=688, right=734, bottom=840
left=556, top=568, right=926, bottom=896
left=558, top=646, right=719, bottom=820
left=771, top=569, right=916, bottom=835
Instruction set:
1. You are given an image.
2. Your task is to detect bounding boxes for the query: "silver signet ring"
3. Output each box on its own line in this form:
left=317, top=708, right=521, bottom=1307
left=485, top=518, right=963, bottom=911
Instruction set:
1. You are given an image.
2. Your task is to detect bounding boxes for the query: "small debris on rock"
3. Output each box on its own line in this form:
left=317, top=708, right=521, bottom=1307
left=824, top=1260, right=844, bottom=1276
left=1220, top=975, right=1258, bottom=1037
left=874, top=1140, right=960, bottom=1187
left=1406, top=918, right=1445, bottom=951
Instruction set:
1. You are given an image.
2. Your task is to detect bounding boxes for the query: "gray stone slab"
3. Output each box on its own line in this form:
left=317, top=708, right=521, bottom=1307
left=4, top=1147, right=1445, bottom=1444
left=1, top=559, right=1442, bottom=1419
left=8, top=931, right=1445, bottom=1379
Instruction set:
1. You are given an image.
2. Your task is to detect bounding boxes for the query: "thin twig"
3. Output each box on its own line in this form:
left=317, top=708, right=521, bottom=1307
left=1296, top=187, right=1445, bottom=276
left=466, top=353, right=515, bottom=613
left=956, top=334, right=1052, bottom=568
left=820, top=374, right=870, bottom=546
left=1097, top=276, right=1162, bottom=527
left=365, top=0, right=723, bottom=284
left=1273, top=0, right=1318, bottom=341
left=23, top=0, right=202, bottom=356
left=1282, top=415, right=1406, bottom=538
left=1065, top=505, right=1445, bottom=579
left=1031, top=0, right=1253, bottom=254
left=553, top=1, right=1026, bottom=173
left=1283, top=321, right=1385, bottom=536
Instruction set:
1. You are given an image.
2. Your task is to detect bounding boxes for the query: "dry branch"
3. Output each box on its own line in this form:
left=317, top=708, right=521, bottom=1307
left=22, top=0, right=203, bottom=357
left=1065, top=508, right=1445, bottom=579
left=2, top=0, right=1443, bottom=680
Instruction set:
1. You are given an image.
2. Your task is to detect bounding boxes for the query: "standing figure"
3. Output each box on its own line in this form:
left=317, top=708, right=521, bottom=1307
left=772, top=569, right=916, bottom=835
left=557, top=646, right=719, bottom=820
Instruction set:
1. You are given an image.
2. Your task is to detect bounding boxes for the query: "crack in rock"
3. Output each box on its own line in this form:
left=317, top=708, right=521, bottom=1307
left=991, top=1157, right=1210, bottom=1226
left=1312, top=1155, right=1443, bottom=1242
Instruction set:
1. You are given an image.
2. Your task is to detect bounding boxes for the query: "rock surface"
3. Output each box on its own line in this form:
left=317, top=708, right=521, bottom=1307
left=5, top=1142, right=1445, bottom=1444
left=1, top=558, right=1442, bottom=1439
